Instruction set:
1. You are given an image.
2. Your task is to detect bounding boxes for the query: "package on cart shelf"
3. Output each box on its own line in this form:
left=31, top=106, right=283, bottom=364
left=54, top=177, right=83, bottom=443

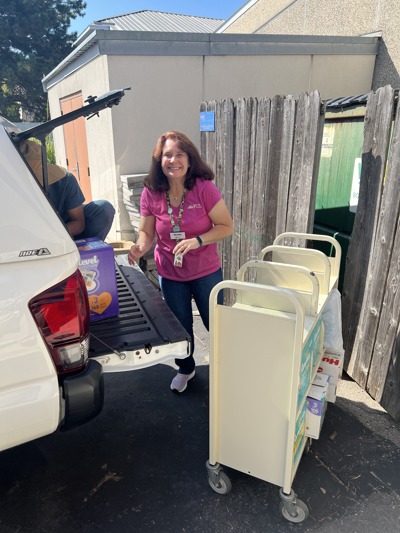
left=76, top=238, right=119, bottom=322
left=305, top=373, right=329, bottom=439
left=318, top=348, right=344, bottom=385
left=327, top=382, right=337, bottom=403
left=321, top=288, right=344, bottom=352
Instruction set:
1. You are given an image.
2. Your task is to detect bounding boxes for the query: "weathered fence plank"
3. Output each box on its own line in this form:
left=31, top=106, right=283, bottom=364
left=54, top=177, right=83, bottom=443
left=342, top=87, right=393, bottom=378
left=240, top=97, right=258, bottom=266
left=230, top=97, right=255, bottom=280
left=274, top=95, right=296, bottom=239
left=286, top=91, right=324, bottom=243
left=343, top=86, right=394, bottom=376
left=366, top=97, right=400, bottom=404
left=252, top=97, right=272, bottom=255
left=374, top=216, right=400, bottom=414
left=215, top=99, right=235, bottom=283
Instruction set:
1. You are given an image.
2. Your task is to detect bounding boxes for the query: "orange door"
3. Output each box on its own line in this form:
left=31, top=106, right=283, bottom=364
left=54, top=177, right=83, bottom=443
left=60, top=93, right=92, bottom=202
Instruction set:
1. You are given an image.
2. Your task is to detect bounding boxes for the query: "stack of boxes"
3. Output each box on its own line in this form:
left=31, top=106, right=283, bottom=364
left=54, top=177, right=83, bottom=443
left=305, top=349, right=344, bottom=439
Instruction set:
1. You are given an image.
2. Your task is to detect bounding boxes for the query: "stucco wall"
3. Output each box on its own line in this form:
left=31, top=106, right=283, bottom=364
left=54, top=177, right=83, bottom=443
left=223, top=0, right=400, bottom=89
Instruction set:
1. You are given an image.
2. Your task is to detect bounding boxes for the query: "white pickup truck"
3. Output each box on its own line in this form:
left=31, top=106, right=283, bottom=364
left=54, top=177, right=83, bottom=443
left=0, top=89, right=190, bottom=452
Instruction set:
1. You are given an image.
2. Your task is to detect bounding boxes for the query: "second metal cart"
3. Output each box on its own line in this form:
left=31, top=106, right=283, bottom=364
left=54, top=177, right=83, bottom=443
left=206, top=233, right=341, bottom=523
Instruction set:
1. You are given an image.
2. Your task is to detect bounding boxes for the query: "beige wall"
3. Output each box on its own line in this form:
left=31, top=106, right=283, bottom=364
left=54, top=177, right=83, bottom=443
left=224, top=0, right=400, bottom=89
left=106, top=52, right=374, bottom=176
left=46, top=42, right=376, bottom=240
left=47, top=55, right=120, bottom=236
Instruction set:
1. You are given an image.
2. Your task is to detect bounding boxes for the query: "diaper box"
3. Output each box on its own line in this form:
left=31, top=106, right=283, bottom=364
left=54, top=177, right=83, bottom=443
left=318, top=348, right=344, bottom=386
left=76, top=238, right=119, bottom=322
left=305, top=373, right=329, bottom=439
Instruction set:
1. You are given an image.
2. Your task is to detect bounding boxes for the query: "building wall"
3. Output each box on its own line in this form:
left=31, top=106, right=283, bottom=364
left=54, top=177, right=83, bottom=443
left=45, top=35, right=377, bottom=240
left=106, top=52, right=375, bottom=176
left=223, top=0, right=400, bottom=90
left=47, top=55, right=120, bottom=235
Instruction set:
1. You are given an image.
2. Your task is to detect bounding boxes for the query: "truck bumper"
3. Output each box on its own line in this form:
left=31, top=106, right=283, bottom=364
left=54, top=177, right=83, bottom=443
left=61, top=360, right=104, bottom=431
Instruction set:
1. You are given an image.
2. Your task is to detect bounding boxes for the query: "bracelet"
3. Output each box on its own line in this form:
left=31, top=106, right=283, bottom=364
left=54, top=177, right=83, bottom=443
left=195, top=235, right=203, bottom=246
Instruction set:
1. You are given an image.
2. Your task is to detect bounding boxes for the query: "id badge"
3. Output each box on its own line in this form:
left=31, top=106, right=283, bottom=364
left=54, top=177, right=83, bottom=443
left=174, top=253, right=183, bottom=268
left=170, top=231, right=186, bottom=241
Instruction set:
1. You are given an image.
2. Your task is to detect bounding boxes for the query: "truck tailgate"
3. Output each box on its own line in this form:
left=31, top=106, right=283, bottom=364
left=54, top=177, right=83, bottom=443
left=88, top=255, right=190, bottom=372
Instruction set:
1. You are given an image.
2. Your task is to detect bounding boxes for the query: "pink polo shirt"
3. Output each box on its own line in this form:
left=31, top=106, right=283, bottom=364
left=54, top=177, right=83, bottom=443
left=140, top=179, right=223, bottom=281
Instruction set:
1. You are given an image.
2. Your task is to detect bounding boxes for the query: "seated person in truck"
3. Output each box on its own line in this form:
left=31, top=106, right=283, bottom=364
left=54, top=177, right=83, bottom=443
left=19, top=140, right=115, bottom=241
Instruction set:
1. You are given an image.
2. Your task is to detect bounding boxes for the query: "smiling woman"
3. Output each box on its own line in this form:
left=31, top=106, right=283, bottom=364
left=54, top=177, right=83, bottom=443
left=128, top=130, right=233, bottom=393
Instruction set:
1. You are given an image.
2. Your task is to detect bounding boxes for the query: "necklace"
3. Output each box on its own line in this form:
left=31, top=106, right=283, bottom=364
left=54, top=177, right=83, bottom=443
left=166, top=189, right=186, bottom=233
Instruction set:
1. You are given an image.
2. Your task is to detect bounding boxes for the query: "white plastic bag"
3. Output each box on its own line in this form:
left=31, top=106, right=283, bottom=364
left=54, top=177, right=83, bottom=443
left=322, top=289, right=344, bottom=352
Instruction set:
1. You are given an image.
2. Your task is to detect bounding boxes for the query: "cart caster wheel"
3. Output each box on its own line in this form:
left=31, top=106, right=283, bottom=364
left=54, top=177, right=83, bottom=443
left=279, top=499, right=309, bottom=523
left=208, top=470, right=232, bottom=495
left=305, top=437, right=312, bottom=454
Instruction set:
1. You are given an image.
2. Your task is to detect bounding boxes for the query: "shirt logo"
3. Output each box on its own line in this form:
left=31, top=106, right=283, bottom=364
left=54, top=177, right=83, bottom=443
left=187, top=203, right=202, bottom=209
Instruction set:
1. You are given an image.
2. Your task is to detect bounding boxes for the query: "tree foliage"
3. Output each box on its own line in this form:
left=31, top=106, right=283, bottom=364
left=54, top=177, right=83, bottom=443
left=0, top=0, right=86, bottom=121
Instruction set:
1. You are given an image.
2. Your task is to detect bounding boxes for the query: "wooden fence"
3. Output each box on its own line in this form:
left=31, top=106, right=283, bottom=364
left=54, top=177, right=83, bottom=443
left=341, top=85, right=400, bottom=420
left=200, top=91, right=325, bottom=285
left=200, top=86, right=400, bottom=420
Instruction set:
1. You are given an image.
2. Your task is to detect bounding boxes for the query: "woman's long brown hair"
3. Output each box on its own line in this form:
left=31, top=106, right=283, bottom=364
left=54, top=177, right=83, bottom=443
left=144, top=131, right=215, bottom=191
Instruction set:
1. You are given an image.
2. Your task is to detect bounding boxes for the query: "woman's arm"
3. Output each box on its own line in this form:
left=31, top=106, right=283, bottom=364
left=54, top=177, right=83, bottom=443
left=173, top=198, right=233, bottom=256
left=128, top=215, right=156, bottom=265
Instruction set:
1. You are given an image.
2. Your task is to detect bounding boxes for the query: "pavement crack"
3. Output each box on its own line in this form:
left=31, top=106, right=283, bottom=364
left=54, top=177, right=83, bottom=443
left=83, top=472, right=123, bottom=503
left=370, top=470, right=400, bottom=502
left=310, top=450, right=360, bottom=500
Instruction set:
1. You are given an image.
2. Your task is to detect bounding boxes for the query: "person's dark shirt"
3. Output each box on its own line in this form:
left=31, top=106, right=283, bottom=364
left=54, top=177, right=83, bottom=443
left=47, top=173, right=85, bottom=223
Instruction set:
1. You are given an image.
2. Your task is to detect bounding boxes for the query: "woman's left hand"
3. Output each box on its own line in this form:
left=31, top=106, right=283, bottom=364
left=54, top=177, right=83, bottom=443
left=173, top=237, right=201, bottom=256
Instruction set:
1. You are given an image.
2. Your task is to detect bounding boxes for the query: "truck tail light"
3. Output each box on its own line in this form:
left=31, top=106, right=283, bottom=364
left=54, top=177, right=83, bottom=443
left=29, top=270, right=90, bottom=375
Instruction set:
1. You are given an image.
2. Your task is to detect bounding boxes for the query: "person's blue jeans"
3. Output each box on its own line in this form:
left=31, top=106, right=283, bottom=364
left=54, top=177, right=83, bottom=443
left=75, top=200, right=115, bottom=241
left=159, top=268, right=224, bottom=374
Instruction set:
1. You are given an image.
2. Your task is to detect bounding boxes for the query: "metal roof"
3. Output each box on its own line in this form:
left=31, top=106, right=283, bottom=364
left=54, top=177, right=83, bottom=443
left=325, top=93, right=369, bottom=109
left=96, top=10, right=223, bottom=33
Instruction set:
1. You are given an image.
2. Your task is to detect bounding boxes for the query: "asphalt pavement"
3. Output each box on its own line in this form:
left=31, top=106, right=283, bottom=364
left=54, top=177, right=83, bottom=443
left=1, top=311, right=400, bottom=532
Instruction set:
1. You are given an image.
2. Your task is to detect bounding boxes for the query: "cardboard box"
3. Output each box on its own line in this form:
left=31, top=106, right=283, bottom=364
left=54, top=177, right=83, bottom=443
left=76, top=238, right=119, bottom=322
left=317, top=348, right=344, bottom=385
left=305, top=373, right=329, bottom=439
left=327, top=382, right=337, bottom=403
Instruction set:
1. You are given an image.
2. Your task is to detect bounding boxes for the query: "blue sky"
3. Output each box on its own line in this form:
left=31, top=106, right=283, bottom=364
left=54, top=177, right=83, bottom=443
left=69, top=1, right=246, bottom=35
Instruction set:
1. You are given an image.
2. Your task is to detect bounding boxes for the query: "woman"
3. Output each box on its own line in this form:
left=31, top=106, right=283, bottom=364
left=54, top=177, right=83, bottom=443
left=128, top=131, right=233, bottom=393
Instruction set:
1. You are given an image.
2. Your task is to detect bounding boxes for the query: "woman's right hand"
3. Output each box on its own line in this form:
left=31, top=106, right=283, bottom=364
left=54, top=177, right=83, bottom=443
left=128, top=243, right=145, bottom=265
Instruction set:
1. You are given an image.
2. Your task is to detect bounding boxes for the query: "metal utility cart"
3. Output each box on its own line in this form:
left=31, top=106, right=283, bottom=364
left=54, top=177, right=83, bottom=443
left=206, top=232, right=341, bottom=523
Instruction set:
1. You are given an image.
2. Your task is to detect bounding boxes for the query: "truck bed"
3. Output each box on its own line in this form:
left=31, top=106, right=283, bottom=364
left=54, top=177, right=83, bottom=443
left=88, top=255, right=190, bottom=369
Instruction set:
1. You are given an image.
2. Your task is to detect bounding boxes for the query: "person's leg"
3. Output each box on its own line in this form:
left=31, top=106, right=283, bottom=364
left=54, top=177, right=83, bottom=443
left=76, top=200, right=115, bottom=241
left=191, top=268, right=223, bottom=331
left=159, top=276, right=195, bottom=374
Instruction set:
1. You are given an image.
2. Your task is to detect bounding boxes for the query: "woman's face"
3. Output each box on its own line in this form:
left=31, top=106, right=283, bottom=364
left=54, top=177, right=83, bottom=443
left=161, top=139, right=189, bottom=182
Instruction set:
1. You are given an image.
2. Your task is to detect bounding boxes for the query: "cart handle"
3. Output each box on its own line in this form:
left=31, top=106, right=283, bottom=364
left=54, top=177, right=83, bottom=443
left=273, top=232, right=342, bottom=279
left=237, top=260, right=320, bottom=316
left=257, top=245, right=331, bottom=294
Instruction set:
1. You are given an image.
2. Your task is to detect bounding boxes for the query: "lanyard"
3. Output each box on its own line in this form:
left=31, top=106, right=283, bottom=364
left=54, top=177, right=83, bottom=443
left=166, top=189, right=186, bottom=233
